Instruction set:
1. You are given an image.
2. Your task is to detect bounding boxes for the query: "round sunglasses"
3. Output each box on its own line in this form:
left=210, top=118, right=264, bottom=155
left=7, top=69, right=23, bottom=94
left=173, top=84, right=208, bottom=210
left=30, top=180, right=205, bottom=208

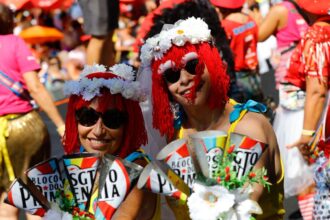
left=162, top=58, right=200, bottom=84
left=75, top=107, right=127, bottom=129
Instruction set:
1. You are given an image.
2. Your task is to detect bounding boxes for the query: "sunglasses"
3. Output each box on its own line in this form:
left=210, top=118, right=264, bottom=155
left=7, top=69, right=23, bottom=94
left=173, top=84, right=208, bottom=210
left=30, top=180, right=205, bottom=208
left=75, top=107, right=127, bottom=129
left=163, top=58, right=200, bottom=84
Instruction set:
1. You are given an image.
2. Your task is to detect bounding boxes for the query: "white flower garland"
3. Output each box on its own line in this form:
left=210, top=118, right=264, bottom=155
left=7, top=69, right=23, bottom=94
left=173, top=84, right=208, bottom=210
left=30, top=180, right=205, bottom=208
left=140, top=17, right=212, bottom=68
left=64, top=64, right=146, bottom=102
left=138, top=17, right=212, bottom=94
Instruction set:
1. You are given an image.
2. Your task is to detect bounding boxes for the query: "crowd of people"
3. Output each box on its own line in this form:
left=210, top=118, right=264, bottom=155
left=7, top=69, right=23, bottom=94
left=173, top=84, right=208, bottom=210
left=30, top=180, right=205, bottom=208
left=0, top=0, right=329, bottom=219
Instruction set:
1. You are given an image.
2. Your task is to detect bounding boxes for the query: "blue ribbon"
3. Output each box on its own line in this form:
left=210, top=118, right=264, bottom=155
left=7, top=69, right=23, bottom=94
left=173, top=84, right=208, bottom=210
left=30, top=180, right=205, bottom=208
left=229, top=99, right=267, bottom=123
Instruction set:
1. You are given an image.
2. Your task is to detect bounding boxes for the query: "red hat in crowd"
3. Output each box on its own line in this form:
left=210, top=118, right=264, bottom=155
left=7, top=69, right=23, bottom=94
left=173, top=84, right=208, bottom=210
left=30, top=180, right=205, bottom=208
left=297, top=0, right=330, bottom=15
left=210, top=0, right=245, bottom=9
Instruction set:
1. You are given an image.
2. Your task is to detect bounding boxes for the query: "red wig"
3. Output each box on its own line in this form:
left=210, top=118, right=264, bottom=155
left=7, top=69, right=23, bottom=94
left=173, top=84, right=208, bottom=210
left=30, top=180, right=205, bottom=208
left=63, top=72, right=148, bottom=158
left=151, top=42, right=229, bottom=139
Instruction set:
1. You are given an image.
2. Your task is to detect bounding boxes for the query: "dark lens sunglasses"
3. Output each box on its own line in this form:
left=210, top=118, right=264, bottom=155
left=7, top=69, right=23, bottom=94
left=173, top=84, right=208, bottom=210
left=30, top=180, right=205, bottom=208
left=163, top=58, right=200, bottom=84
left=75, top=107, right=127, bottom=129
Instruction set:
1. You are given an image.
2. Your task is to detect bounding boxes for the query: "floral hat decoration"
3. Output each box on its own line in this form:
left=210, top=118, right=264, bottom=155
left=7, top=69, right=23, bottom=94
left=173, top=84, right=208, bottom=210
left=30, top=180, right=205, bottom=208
left=63, top=64, right=148, bottom=156
left=64, top=63, right=146, bottom=102
left=139, top=17, right=212, bottom=65
left=138, top=17, right=229, bottom=139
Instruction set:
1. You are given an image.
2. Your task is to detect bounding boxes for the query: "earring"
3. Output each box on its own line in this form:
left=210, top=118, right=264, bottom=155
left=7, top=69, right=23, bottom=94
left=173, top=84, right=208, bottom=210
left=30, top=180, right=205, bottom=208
left=170, top=102, right=183, bottom=130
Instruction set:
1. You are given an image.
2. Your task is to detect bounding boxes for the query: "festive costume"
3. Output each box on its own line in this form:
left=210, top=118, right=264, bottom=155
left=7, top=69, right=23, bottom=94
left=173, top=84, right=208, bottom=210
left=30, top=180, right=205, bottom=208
left=210, top=0, right=262, bottom=102
left=166, top=100, right=285, bottom=220
left=139, top=17, right=283, bottom=220
left=0, top=35, right=49, bottom=193
left=63, top=64, right=147, bottom=157
left=221, top=17, right=262, bottom=102
left=5, top=64, right=160, bottom=220
left=285, top=5, right=330, bottom=217
left=272, top=1, right=308, bottom=88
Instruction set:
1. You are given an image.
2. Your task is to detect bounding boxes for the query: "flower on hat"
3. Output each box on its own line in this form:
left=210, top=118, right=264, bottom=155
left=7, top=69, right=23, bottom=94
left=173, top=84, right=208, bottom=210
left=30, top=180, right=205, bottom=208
left=64, top=64, right=146, bottom=102
left=109, top=64, right=135, bottom=81
left=140, top=17, right=212, bottom=67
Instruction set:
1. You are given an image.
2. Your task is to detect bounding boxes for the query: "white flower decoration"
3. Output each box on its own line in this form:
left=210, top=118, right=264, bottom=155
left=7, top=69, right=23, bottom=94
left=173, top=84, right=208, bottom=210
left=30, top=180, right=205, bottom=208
left=43, top=203, right=73, bottom=220
left=64, top=64, right=145, bottom=102
left=140, top=17, right=212, bottom=65
left=109, top=78, right=124, bottom=94
left=122, top=81, right=136, bottom=99
left=110, top=64, right=135, bottom=81
left=187, top=184, right=262, bottom=220
left=80, top=64, right=107, bottom=77
left=139, top=17, right=212, bottom=89
left=187, top=183, right=235, bottom=220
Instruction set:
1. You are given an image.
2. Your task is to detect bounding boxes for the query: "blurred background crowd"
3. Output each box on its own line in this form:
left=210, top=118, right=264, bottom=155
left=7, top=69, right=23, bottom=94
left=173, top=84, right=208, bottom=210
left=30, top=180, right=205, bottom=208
left=0, top=0, right=329, bottom=219
left=0, top=0, right=280, bottom=105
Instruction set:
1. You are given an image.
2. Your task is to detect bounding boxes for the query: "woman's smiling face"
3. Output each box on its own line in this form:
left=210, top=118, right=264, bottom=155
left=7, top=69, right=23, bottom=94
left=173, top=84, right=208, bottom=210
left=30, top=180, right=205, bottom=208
left=77, top=98, right=125, bottom=155
left=158, top=52, right=211, bottom=107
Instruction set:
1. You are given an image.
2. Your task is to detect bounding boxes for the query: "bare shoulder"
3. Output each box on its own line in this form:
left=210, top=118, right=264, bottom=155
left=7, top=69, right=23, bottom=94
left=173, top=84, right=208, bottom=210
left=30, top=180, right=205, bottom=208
left=234, top=111, right=276, bottom=146
left=270, top=3, right=288, bottom=15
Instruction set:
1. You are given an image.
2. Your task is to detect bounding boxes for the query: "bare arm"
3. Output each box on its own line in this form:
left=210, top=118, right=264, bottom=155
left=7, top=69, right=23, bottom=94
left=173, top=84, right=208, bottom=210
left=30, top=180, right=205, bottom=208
left=258, top=5, right=286, bottom=42
left=303, top=77, right=327, bottom=132
left=23, top=71, right=65, bottom=135
left=112, top=186, right=145, bottom=220
left=113, top=157, right=157, bottom=220
left=287, top=77, right=328, bottom=160
left=112, top=185, right=157, bottom=220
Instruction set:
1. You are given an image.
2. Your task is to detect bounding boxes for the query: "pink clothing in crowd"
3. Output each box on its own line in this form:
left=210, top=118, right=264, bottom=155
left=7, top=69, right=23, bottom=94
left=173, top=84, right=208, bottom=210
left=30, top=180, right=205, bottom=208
left=276, top=1, right=308, bottom=48
left=273, top=1, right=308, bottom=87
left=0, top=35, right=40, bottom=116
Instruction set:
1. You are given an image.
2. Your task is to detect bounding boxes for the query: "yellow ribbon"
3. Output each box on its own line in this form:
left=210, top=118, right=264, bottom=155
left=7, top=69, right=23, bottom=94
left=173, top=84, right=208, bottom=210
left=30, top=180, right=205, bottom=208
left=0, top=114, right=19, bottom=181
left=223, top=99, right=248, bottom=159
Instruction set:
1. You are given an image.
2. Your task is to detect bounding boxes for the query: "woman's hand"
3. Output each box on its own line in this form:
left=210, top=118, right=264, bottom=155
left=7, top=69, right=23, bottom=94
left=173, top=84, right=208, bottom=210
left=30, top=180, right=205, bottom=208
left=287, top=135, right=314, bottom=162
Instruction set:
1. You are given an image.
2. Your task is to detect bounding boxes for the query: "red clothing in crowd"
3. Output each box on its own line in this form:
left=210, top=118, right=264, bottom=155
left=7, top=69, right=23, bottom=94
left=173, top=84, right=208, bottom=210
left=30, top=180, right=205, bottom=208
left=286, top=20, right=330, bottom=151
left=222, top=16, right=258, bottom=71
left=286, top=23, right=330, bottom=89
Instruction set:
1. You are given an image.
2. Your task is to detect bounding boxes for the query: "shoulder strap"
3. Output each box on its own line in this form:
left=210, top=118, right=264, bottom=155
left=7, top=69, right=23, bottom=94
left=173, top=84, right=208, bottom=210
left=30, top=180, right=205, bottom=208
left=0, top=70, right=30, bottom=100
left=125, top=148, right=151, bottom=163
left=224, top=99, right=267, bottom=157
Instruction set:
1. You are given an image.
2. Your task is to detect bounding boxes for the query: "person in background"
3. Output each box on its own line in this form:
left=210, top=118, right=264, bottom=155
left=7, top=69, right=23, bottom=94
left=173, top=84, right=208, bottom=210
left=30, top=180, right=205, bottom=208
left=254, top=1, right=311, bottom=219
left=285, top=0, right=330, bottom=219
left=78, top=0, right=119, bottom=66
left=257, top=0, right=309, bottom=89
left=0, top=4, right=65, bottom=220
left=139, top=17, right=284, bottom=220
left=39, top=55, right=69, bottom=101
left=63, top=64, right=158, bottom=219
left=211, top=0, right=263, bottom=102
left=64, top=35, right=88, bottom=81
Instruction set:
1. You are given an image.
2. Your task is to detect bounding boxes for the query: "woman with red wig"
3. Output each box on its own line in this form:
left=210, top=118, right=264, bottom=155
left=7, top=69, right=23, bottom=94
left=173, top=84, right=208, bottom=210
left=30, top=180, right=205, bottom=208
left=63, top=63, right=158, bottom=219
left=139, top=17, right=284, bottom=219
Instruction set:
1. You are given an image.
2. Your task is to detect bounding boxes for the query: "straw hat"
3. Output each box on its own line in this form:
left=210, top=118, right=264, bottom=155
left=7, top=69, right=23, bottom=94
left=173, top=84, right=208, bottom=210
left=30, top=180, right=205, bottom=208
left=297, top=0, right=330, bottom=15
left=210, top=0, right=245, bottom=9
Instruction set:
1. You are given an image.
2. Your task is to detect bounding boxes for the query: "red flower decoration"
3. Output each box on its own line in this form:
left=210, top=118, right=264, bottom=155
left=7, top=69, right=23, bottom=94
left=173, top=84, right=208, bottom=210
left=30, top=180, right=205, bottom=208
left=227, top=145, right=235, bottom=154
left=249, top=172, right=256, bottom=178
